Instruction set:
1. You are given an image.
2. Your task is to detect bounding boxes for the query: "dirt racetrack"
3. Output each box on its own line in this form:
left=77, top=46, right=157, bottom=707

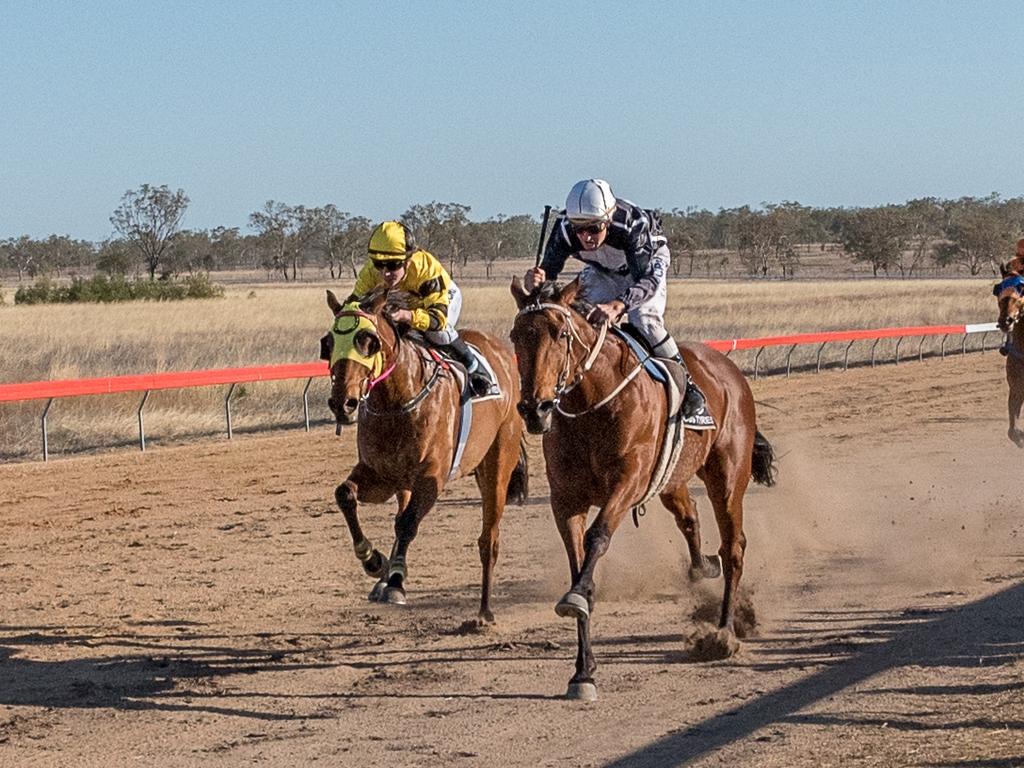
left=2, top=351, right=1023, bottom=768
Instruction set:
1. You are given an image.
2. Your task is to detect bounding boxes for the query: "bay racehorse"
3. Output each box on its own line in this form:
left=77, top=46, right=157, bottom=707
left=510, top=278, right=776, bottom=700
left=995, top=270, right=1024, bottom=447
left=324, top=288, right=528, bottom=623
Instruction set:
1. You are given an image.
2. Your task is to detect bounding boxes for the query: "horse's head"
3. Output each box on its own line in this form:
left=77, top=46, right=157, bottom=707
left=509, top=276, right=591, bottom=434
left=323, top=288, right=398, bottom=425
left=995, top=275, right=1024, bottom=334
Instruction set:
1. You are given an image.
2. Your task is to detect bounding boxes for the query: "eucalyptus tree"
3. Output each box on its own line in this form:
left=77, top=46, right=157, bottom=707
left=96, top=238, right=135, bottom=276
left=401, top=201, right=471, bottom=274
left=935, top=195, right=1023, bottom=275
left=1, top=235, right=35, bottom=281
left=110, top=184, right=190, bottom=279
left=248, top=201, right=323, bottom=281
left=837, top=205, right=907, bottom=276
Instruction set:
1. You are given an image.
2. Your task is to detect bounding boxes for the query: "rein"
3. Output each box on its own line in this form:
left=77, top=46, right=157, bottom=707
left=516, top=301, right=645, bottom=418
left=360, top=343, right=448, bottom=416
left=333, top=309, right=446, bottom=416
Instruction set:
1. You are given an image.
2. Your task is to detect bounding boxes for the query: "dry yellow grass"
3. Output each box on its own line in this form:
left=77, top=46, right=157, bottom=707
left=0, top=276, right=1000, bottom=461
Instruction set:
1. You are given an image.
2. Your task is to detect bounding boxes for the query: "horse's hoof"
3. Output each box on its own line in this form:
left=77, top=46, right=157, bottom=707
left=478, top=608, right=495, bottom=625
left=555, top=592, right=589, bottom=620
left=362, top=552, right=389, bottom=580
left=566, top=681, right=598, bottom=701
left=382, top=586, right=407, bottom=605
left=368, top=580, right=387, bottom=602
left=689, top=554, right=722, bottom=582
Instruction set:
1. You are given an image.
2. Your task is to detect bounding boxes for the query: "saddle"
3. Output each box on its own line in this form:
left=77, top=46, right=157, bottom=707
left=610, top=325, right=707, bottom=520
left=611, top=325, right=713, bottom=430
left=406, top=332, right=502, bottom=403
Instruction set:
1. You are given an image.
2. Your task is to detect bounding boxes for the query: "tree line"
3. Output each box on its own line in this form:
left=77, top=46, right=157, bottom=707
left=3, top=185, right=1024, bottom=283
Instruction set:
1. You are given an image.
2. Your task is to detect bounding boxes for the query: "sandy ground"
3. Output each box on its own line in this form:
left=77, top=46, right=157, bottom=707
left=1, top=351, right=1023, bottom=768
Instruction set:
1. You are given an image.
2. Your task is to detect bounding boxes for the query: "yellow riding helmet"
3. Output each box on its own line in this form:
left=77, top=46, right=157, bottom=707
left=368, top=221, right=417, bottom=262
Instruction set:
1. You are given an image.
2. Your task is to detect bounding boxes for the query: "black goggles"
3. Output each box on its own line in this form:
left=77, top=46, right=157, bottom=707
left=370, top=257, right=407, bottom=272
left=571, top=220, right=608, bottom=236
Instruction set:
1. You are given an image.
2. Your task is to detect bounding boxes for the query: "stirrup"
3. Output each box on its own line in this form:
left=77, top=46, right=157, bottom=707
left=469, top=371, right=493, bottom=397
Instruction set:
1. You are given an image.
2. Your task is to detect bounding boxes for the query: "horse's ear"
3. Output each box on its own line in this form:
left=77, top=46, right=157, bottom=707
left=327, top=289, right=343, bottom=316
left=559, top=277, right=581, bottom=306
left=510, top=276, right=530, bottom=309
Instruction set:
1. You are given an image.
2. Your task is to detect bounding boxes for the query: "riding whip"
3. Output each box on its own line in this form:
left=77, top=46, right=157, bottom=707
left=534, top=204, right=552, bottom=268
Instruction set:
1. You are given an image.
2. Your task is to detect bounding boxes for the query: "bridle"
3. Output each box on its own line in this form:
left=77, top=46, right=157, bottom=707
left=331, top=309, right=444, bottom=415
left=515, top=301, right=645, bottom=418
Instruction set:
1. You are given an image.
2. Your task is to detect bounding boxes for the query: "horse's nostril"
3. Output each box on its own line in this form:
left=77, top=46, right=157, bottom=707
left=343, top=397, right=360, bottom=414
left=537, top=400, right=555, bottom=414
left=516, top=401, right=530, bottom=417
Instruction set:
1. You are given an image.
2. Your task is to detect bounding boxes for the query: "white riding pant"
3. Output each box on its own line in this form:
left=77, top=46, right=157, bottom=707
left=578, top=245, right=679, bottom=358
left=423, top=282, right=463, bottom=346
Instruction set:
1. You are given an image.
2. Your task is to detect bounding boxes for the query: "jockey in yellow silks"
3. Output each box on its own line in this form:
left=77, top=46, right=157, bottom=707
left=345, top=220, right=492, bottom=395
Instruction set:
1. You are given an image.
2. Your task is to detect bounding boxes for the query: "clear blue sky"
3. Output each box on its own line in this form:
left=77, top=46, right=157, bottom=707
left=3, top=0, right=1023, bottom=241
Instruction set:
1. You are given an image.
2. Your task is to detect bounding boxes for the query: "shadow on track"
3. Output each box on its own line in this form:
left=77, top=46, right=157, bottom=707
left=603, top=581, right=1024, bottom=767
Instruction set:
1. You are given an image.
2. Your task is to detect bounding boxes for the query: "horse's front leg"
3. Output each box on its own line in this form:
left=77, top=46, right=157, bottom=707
left=1008, top=367, right=1024, bottom=447
left=334, top=465, right=391, bottom=599
left=380, top=478, right=440, bottom=606
left=554, top=486, right=635, bottom=701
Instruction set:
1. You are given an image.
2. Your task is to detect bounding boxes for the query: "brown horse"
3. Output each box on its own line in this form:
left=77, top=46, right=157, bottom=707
left=995, top=273, right=1024, bottom=447
left=510, top=278, right=776, bottom=700
left=325, top=288, right=527, bottom=623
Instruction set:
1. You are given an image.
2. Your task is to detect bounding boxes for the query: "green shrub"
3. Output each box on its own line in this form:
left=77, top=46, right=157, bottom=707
left=13, top=275, right=225, bottom=305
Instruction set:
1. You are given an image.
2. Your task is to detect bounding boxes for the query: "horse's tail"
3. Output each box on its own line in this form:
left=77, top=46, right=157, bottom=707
left=751, top=429, right=778, bottom=487
left=507, top=436, right=530, bottom=506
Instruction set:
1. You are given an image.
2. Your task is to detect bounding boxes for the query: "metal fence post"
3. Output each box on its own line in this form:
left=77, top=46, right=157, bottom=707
left=895, top=337, right=904, bottom=365
left=870, top=339, right=881, bottom=367
left=843, top=340, right=855, bottom=371
left=303, top=377, right=313, bottom=431
left=225, top=383, right=237, bottom=439
left=961, top=334, right=968, bottom=356
left=753, top=347, right=764, bottom=380
left=138, top=390, right=151, bottom=451
left=940, top=334, right=949, bottom=359
left=815, top=342, right=828, bottom=373
left=918, top=336, right=926, bottom=362
left=785, top=344, right=797, bottom=377
left=41, top=398, right=54, bottom=462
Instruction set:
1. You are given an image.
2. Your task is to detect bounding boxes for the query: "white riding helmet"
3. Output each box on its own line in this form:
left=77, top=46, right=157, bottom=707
left=565, top=179, right=616, bottom=222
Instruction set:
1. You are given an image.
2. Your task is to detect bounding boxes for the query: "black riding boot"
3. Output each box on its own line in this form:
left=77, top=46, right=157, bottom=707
left=670, top=353, right=707, bottom=421
left=448, top=337, right=492, bottom=396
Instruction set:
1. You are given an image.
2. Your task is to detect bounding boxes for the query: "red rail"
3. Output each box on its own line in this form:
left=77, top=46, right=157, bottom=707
left=0, top=362, right=327, bottom=403
left=0, top=323, right=991, bottom=403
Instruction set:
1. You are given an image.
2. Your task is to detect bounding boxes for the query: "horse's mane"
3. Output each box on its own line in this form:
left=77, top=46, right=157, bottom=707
left=350, top=286, right=403, bottom=338
left=532, top=280, right=594, bottom=320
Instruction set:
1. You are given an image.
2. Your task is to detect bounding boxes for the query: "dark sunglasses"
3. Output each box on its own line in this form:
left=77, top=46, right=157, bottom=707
left=371, top=258, right=406, bottom=272
left=572, top=221, right=607, bottom=236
